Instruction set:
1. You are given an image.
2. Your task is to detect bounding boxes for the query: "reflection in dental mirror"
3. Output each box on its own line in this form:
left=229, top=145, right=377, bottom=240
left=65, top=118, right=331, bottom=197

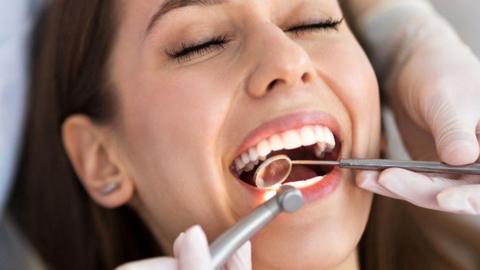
left=254, top=154, right=340, bottom=189
left=254, top=155, right=292, bottom=189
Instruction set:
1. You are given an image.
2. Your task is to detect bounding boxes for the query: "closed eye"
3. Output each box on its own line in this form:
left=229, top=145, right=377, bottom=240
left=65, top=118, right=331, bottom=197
left=286, top=17, right=344, bottom=35
left=165, top=35, right=230, bottom=63
left=165, top=17, right=344, bottom=63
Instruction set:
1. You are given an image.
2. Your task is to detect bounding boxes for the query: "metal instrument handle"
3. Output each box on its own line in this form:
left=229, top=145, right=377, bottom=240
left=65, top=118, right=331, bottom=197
left=340, top=159, right=480, bottom=175
left=209, top=196, right=279, bottom=269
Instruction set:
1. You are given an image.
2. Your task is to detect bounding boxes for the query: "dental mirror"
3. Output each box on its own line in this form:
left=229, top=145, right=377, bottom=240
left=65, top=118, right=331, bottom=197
left=254, top=155, right=339, bottom=189
left=254, top=155, right=292, bottom=189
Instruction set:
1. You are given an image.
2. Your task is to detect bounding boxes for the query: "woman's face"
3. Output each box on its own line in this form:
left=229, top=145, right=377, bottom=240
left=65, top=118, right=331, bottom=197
left=109, top=0, right=380, bottom=268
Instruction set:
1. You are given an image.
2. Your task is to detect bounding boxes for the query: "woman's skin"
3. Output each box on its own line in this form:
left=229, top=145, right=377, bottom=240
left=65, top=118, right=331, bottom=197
left=63, top=0, right=380, bottom=269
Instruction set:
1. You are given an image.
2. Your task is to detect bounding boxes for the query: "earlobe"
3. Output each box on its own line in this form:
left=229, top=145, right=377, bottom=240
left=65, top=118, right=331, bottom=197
left=91, top=177, right=135, bottom=209
left=62, top=115, right=134, bottom=208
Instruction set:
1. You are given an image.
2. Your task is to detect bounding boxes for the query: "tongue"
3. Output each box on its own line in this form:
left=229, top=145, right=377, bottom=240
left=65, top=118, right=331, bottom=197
left=285, top=165, right=317, bottom=183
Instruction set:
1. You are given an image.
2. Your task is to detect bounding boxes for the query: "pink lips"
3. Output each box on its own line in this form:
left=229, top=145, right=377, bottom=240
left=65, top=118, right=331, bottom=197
left=231, top=111, right=343, bottom=203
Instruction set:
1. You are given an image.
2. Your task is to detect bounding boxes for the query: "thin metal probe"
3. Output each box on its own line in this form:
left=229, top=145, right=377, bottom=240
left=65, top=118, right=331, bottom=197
left=292, top=159, right=480, bottom=175
left=209, top=185, right=304, bottom=269
left=254, top=155, right=480, bottom=189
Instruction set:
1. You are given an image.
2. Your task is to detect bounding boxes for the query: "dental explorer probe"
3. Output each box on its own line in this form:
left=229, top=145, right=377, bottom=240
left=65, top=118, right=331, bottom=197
left=209, top=185, right=304, bottom=269
left=254, top=154, right=480, bottom=189
left=301, top=159, right=480, bottom=174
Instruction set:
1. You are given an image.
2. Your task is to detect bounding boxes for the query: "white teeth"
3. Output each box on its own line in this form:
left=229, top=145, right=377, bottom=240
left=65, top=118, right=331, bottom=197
left=286, top=175, right=324, bottom=189
left=317, top=141, right=327, bottom=151
left=281, top=130, right=302, bottom=150
left=269, top=135, right=283, bottom=151
left=244, top=163, right=255, bottom=172
left=248, top=148, right=258, bottom=162
left=324, top=127, right=336, bottom=150
left=314, top=143, right=326, bottom=158
left=235, top=158, right=245, bottom=171
left=257, top=140, right=271, bottom=158
left=314, top=126, right=326, bottom=143
left=234, top=125, right=337, bottom=175
left=299, top=126, right=317, bottom=146
left=315, top=126, right=335, bottom=150
left=241, top=153, right=250, bottom=164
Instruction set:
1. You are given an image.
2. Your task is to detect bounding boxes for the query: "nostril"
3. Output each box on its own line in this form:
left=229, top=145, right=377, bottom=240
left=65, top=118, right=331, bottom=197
left=266, top=72, right=312, bottom=93
left=301, top=72, right=312, bottom=83
left=267, top=79, right=280, bottom=91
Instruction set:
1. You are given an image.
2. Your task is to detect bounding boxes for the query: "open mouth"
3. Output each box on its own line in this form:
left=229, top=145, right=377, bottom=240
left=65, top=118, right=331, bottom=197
left=230, top=125, right=341, bottom=189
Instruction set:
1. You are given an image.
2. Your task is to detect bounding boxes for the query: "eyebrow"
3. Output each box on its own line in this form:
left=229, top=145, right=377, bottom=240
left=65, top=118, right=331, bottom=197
left=146, top=0, right=225, bottom=34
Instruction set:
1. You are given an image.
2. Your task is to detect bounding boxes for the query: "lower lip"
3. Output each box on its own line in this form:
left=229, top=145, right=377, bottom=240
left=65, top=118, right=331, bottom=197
left=297, top=168, right=341, bottom=203
left=237, top=168, right=341, bottom=204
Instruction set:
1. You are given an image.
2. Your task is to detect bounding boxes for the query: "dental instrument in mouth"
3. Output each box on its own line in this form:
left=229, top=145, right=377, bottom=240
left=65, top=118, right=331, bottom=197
left=209, top=185, right=304, bottom=269
left=254, top=154, right=480, bottom=189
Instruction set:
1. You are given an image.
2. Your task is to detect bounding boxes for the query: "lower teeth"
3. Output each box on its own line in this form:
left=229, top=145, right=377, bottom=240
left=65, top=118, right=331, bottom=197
left=285, top=175, right=324, bottom=189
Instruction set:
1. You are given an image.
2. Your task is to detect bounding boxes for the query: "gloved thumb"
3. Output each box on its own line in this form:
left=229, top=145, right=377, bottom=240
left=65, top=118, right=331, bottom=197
left=422, top=97, right=479, bottom=165
left=115, top=258, right=177, bottom=270
left=115, top=225, right=211, bottom=270
left=224, top=241, right=252, bottom=270
left=174, top=225, right=212, bottom=270
left=355, top=170, right=401, bottom=199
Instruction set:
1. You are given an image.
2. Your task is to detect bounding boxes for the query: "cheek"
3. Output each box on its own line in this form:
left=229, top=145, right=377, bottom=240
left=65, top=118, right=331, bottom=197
left=115, top=71, right=235, bottom=231
left=313, top=40, right=381, bottom=158
left=121, top=71, right=230, bottom=164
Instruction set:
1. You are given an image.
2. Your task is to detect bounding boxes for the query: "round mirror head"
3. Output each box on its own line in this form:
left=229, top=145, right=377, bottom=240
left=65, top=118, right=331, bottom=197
left=254, top=155, right=292, bottom=189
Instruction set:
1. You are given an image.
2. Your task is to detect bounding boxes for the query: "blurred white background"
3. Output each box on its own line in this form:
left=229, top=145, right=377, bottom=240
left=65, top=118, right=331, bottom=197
left=433, top=0, right=480, bottom=57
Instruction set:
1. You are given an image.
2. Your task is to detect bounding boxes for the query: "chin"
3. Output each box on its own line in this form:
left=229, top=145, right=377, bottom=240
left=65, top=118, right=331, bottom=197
left=247, top=171, right=372, bottom=270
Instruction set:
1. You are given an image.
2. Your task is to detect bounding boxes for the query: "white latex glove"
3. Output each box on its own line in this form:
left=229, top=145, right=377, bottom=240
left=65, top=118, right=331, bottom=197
left=116, top=225, right=252, bottom=270
left=356, top=1, right=480, bottom=214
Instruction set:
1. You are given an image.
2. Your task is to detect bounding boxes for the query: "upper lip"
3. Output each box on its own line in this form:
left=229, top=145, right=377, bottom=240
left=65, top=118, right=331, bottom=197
left=231, top=110, right=343, bottom=162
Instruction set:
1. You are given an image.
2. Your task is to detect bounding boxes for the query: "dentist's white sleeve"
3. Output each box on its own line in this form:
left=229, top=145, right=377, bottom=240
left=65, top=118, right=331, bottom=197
left=0, top=0, right=37, bottom=218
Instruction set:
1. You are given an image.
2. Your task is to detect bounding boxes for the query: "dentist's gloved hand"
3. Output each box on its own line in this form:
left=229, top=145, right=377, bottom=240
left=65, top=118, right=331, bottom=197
left=356, top=1, right=480, bottom=214
left=115, top=225, right=252, bottom=270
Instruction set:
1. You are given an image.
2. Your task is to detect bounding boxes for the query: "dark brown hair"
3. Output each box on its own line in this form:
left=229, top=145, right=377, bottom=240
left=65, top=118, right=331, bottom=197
left=9, top=1, right=161, bottom=269
left=9, top=1, right=480, bottom=269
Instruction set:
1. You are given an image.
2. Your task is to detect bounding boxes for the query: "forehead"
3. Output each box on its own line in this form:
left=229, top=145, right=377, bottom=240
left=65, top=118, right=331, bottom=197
left=118, top=0, right=341, bottom=33
left=119, top=0, right=340, bottom=21
left=147, top=0, right=226, bottom=33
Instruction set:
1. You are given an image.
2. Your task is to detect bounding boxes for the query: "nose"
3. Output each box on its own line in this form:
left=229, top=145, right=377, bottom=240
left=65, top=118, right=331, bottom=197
left=246, top=26, right=316, bottom=98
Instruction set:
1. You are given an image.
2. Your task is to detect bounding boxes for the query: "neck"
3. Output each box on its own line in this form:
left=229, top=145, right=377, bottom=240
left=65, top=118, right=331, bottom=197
left=253, top=248, right=360, bottom=270
left=336, top=249, right=360, bottom=270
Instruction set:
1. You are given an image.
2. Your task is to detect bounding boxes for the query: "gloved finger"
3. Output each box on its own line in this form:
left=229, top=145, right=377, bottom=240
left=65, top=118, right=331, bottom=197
left=421, top=96, right=479, bottom=165
left=173, top=232, right=185, bottom=257
left=437, top=184, right=480, bottom=214
left=477, top=125, right=480, bottom=162
left=115, top=258, right=177, bottom=270
left=224, top=241, right=252, bottom=270
left=114, top=230, right=187, bottom=269
left=355, top=171, right=402, bottom=199
left=376, top=168, right=462, bottom=210
left=177, top=225, right=212, bottom=270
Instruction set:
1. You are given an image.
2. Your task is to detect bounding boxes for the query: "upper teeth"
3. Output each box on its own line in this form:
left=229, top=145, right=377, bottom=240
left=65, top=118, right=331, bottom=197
left=234, top=125, right=336, bottom=174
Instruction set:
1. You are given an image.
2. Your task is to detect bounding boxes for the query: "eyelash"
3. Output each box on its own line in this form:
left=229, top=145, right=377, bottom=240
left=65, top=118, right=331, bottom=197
left=165, top=17, right=344, bottom=63
left=165, top=35, right=230, bottom=63
left=287, top=17, right=344, bottom=36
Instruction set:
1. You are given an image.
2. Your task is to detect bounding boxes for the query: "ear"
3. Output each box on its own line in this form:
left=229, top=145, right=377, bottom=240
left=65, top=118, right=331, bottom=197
left=62, top=115, right=134, bottom=208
